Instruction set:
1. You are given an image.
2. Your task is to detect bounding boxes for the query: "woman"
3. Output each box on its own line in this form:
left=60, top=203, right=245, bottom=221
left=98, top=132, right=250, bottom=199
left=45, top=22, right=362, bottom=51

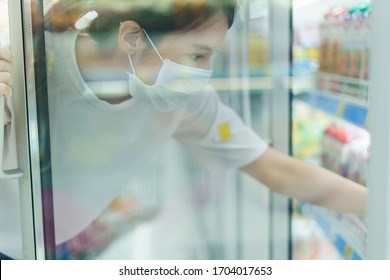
left=0, top=0, right=367, bottom=260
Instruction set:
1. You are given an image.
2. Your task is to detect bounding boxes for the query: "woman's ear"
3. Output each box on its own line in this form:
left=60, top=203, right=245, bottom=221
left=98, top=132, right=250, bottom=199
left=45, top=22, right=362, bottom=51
left=118, top=21, right=144, bottom=55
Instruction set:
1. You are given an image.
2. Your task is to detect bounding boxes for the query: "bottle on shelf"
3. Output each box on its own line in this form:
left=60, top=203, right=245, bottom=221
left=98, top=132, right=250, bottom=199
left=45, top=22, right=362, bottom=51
left=318, top=1, right=372, bottom=102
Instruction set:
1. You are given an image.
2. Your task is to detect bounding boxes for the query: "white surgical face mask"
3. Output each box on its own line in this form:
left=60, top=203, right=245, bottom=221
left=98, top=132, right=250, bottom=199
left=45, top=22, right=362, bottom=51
left=128, top=29, right=213, bottom=112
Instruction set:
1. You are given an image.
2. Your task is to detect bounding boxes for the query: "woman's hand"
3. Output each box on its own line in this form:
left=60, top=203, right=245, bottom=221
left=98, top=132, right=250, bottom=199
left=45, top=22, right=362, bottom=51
left=0, top=47, right=13, bottom=98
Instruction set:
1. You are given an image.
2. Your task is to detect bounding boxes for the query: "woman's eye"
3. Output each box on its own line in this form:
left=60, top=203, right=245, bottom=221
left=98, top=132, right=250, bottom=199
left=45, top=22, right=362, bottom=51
left=189, top=54, right=205, bottom=61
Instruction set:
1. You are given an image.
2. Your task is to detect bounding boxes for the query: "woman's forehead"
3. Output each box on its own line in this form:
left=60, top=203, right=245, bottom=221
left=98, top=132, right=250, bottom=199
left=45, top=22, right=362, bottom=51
left=157, top=16, right=229, bottom=51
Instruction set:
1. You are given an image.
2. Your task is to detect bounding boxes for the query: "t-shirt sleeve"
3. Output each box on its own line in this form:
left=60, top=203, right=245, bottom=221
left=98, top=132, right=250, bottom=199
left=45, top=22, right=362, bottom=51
left=173, top=85, right=268, bottom=170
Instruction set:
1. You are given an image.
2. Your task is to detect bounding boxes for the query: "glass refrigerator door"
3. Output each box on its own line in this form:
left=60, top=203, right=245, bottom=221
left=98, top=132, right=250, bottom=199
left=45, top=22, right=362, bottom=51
left=5, top=0, right=291, bottom=260
left=213, top=0, right=291, bottom=260
left=291, top=0, right=371, bottom=259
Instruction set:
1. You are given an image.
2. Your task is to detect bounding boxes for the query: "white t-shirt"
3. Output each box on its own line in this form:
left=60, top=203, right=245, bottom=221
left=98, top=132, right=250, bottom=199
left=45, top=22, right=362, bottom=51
left=0, top=31, right=268, bottom=259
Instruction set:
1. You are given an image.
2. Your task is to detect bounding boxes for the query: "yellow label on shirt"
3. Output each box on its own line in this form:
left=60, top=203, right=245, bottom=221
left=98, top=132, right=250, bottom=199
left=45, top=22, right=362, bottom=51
left=218, top=123, right=232, bottom=142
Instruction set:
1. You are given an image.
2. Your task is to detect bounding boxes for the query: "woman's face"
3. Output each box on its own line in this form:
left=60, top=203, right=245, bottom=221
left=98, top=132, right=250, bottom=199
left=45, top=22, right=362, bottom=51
left=134, top=13, right=229, bottom=85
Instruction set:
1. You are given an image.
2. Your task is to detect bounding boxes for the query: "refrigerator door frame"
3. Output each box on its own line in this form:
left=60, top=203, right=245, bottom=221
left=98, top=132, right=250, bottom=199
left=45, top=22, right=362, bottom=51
left=8, top=0, right=55, bottom=260
left=366, top=0, right=390, bottom=260
left=8, top=0, right=37, bottom=259
left=268, top=0, right=293, bottom=260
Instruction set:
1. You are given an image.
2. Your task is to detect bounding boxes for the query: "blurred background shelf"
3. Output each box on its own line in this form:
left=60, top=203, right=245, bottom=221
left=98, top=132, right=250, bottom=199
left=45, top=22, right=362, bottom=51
left=295, top=89, right=368, bottom=129
left=292, top=0, right=372, bottom=260
left=301, top=204, right=366, bottom=260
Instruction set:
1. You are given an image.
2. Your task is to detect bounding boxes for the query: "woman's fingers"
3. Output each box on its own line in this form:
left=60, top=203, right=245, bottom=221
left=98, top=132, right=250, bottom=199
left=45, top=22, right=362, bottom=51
left=0, top=47, right=12, bottom=63
left=0, top=47, right=13, bottom=98
left=0, top=59, right=12, bottom=74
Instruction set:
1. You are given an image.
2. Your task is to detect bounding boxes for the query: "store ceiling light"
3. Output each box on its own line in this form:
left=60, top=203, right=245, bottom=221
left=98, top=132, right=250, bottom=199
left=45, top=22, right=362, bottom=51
left=74, top=10, right=98, bottom=30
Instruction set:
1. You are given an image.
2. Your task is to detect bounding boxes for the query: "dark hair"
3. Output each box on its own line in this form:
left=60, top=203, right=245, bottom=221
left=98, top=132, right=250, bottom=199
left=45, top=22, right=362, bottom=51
left=45, top=0, right=237, bottom=43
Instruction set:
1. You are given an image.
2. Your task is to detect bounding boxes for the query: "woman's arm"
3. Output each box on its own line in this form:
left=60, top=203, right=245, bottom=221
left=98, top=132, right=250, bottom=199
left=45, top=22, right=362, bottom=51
left=240, top=147, right=368, bottom=217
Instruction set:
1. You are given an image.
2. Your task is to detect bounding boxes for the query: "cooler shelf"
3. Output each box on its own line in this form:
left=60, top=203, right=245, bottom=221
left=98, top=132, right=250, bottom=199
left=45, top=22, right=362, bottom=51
left=317, top=73, right=369, bottom=104
left=302, top=204, right=367, bottom=260
left=297, top=89, right=369, bottom=129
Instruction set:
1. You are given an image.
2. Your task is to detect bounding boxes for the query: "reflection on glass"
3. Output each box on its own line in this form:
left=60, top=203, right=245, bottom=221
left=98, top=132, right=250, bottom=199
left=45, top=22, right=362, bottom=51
left=34, top=0, right=271, bottom=260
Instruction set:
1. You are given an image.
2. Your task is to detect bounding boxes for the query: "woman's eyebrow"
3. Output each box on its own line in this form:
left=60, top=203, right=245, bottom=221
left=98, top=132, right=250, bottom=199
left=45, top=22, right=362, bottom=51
left=191, top=44, right=213, bottom=52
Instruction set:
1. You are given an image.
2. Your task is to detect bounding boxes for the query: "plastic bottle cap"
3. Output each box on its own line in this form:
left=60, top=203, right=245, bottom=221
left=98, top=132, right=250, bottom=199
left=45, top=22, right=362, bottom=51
left=360, top=3, right=372, bottom=13
left=348, top=6, right=361, bottom=14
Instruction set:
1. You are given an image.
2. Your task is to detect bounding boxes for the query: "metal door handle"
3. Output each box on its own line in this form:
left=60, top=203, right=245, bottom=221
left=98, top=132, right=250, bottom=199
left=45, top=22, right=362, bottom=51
left=0, top=95, right=23, bottom=179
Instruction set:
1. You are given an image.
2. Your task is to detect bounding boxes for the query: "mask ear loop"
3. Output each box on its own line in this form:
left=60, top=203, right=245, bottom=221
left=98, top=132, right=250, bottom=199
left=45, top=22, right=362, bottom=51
left=128, top=29, right=164, bottom=76
left=142, top=29, right=164, bottom=62
left=128, top=55, right=137, bottom=76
